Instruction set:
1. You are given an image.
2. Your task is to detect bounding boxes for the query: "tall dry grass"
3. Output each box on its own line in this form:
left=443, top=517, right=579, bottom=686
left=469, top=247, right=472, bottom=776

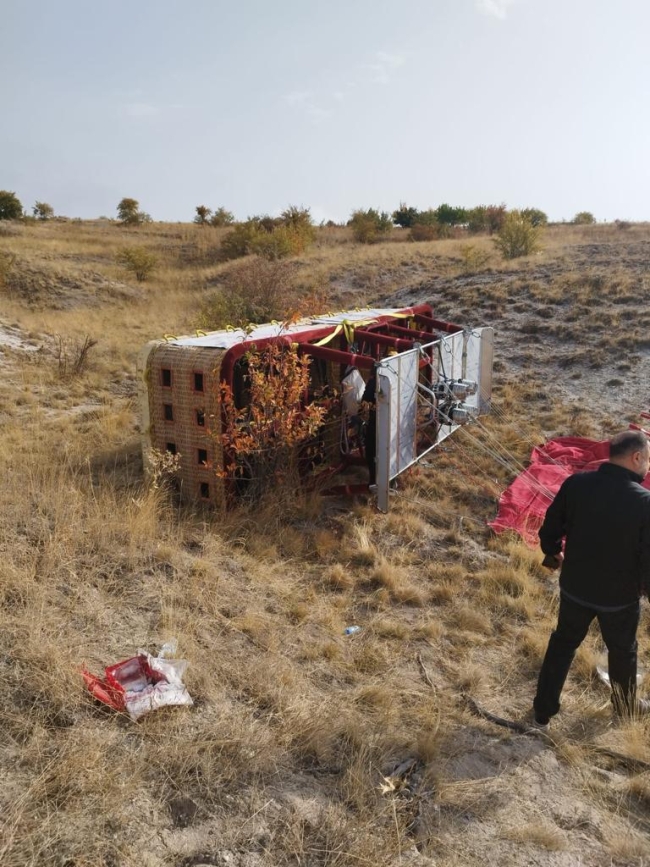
left=2, top=218, right=650, bottom=865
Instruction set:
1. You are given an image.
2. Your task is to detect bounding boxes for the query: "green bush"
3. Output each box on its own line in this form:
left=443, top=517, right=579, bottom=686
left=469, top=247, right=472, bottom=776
left=219, top=207, right=315, bottom=261
left=250, top=226, right=296, bottom=260
left=521, top=208, right=548, bottom=227
left=116, top=246, right=157, bottom=281
left=33, top=201, right=54, bottom=220
left=349, top=208, right=392, bottom=243
left=413, top=209, right=439, bottom=226
left=435, top=203, right=468, bottom=226
left=219, top=222, right=261, bottom=260
left=117, top=197, right=151, bottom=226
left=493, top=211, right=541, bottom=259
left=0, top=191, right=23, bottom=221
left=194, top=205, right=212, bottom=225
left=392, top=203, right=419, bottom=228
left=573, top=211, right=596, bottom=225
left=278, top=205, right=316, bottom=252
left=467, top=206, right=488, bottom=234
left=210, top=207, right=235, bottom=227
left=467, top=204, right=507, bottom=234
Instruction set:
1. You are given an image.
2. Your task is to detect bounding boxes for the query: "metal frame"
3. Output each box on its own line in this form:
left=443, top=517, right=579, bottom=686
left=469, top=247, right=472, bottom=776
left=374, top=327, right=494, bottom=512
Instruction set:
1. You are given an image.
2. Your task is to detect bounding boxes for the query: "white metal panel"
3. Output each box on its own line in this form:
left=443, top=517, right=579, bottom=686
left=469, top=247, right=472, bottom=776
left=375, top=349, right=419, bottom=513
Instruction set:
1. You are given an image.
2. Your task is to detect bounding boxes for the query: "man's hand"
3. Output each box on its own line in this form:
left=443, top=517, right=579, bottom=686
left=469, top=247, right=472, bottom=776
left=542, top=552, right=563, bottom=570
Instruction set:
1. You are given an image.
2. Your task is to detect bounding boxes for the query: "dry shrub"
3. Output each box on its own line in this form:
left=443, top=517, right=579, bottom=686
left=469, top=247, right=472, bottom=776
left=410, top=223, right=439, bottom=242
left=322, top=563, right=355, bottom=592
left=0, top=249, right=16, bottom=286
left=343, top=521, right=378, bottom=567
left=459, top=243, right=491, bottom=273
left=480, top=564, right=531, bottom=599
left=372, top=617, right=410, bottom=640
left=116, top=245, right=157, bottom=281
left=199, top=256, right=326, bottom=329
left=200, top=257, right=294, bottom=327
left=624, top=773, right=650, bottom=808
left=218, top=343, right=327, bottom=503
left=604, top=829, right=650, bottom=860
left=53, top=333, right=97, bottom=379
left=502, top=821, right=567, bottom=850
left=451, top=605, right=492, bottom=636
left=428, top=581, right=455, bottom=605
left=353, top=640, right=391, bottom=674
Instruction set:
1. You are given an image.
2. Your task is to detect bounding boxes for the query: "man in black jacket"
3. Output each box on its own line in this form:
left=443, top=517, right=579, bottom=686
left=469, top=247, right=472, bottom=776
left=533, top=429, right=650, bottom=726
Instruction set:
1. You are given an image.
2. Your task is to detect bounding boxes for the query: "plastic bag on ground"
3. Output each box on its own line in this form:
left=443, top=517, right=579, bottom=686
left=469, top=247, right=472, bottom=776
left=82, top=640, right=193, bottom=720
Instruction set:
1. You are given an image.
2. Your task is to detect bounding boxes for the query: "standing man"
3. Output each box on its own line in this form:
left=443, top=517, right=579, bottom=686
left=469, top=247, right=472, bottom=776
left=533, top=429, right=650, bottom=726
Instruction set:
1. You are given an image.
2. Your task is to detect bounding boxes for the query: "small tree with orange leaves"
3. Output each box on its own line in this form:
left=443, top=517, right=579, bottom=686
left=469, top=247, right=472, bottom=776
left=218, top=342, right=327, bottom=501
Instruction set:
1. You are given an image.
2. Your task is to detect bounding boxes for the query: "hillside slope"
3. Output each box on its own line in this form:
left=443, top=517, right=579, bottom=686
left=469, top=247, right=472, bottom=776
left=2, top=220, right=650, bottom=867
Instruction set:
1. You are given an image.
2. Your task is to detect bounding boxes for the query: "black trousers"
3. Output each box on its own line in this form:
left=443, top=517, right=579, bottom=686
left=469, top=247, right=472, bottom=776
left=534, top=594, right=639, bottom=720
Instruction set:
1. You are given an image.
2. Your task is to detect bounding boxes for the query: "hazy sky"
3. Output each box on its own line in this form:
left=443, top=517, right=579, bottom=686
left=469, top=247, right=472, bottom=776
left=3, top=0, right=649, bottom=223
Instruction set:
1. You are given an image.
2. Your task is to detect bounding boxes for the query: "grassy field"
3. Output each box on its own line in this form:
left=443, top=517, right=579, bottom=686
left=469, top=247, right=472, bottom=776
left=2, top=218, right=650, bottom=866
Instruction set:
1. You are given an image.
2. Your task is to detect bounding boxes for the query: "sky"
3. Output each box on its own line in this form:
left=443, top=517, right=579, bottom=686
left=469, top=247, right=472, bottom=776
left=2, top=0, right=649, bottom=223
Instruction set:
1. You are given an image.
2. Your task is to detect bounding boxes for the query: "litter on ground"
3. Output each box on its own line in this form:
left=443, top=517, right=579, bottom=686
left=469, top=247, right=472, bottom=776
left=82, top=640, right=193, bottom=720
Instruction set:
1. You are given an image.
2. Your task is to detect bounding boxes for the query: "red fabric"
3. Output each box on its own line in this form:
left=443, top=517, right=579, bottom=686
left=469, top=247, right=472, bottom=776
left=488, top=436, right=650, bottom=547
left=81, top=669, right=125, bottom=711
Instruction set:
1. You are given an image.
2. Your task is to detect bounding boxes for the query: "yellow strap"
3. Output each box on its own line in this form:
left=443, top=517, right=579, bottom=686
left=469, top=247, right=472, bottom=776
left=342, top=319, right=356, bottom=346
left=196, top=329, right=207, bottom=336
left=313, top=323, right=342, bottom=346
left=163, top=334, right=178, bottom=342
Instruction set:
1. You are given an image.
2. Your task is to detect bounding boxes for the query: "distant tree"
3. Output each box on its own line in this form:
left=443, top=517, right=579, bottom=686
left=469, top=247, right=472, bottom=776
left=468, top=204, right=508, bottom=234
left=493, top=211, right=541, bottom=259
left=573, top=211, right=596, bottom=225
left=349, top=208, right=393, bottom=243
left=485, top=204, right=507, bottom=234
left=0, top=190, right=23, bottom=220
left=33, top=201, right=54, bottom=220
left=210, top=206, right=235, bottom=227
left=521, top=208, right=548, bottom=227
left=194, top=205, right=212, bottom=225
left=392, top=203, right=419, bottom=228
left=413, top=209, right=438, bottom=226
left=117, top=246, right=157, bottom=281
left=117, top=197, right=151, bottom=226
left=435, top=203, right=468, bottom=226
left=467, top=206, right=488, bottom=234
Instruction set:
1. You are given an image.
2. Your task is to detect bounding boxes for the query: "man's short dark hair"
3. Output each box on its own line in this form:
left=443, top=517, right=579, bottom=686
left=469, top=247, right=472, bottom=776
left=609, top=430, right=649, bottom=458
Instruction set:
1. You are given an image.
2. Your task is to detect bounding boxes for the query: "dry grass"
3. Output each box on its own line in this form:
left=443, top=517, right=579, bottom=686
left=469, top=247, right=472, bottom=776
left=2, top=219, right=650, bottom=865
left=501, top=820, right=568, bottom=850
